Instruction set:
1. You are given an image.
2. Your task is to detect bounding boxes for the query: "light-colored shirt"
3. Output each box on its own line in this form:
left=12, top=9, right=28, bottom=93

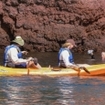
left=6, top=47, right=27, bottom=66
left=59, top=50, right=73, bottom=67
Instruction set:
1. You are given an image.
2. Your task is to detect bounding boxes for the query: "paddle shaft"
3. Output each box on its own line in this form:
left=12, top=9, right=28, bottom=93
left=27, top=68, right=30, bottom=75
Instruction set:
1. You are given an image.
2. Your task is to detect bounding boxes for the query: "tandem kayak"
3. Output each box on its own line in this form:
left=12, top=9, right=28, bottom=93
left=0, top=64, right=105, bottom=77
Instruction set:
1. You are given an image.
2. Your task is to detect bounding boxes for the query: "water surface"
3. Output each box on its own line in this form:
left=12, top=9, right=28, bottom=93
left=0, top=52, right=105, bottom=105
left=0, top=76, right=105, bottom=105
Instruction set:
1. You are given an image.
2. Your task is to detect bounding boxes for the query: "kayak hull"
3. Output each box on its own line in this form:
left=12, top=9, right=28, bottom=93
left=0, top=64, right=105, bottom=77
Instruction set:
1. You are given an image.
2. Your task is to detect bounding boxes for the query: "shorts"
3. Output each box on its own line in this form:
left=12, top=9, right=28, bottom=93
left=15, top=63, right=27, bottom=68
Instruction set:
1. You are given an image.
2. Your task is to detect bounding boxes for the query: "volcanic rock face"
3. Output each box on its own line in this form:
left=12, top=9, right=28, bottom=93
left=0, top=0, right=105, bottom=52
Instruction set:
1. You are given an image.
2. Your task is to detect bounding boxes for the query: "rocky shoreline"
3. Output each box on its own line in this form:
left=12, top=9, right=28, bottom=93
left=0, top=0, right=105, bottom=52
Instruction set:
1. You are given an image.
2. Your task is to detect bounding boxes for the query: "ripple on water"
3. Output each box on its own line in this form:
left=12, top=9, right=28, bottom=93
left=0, top=76, right=105, bottom=105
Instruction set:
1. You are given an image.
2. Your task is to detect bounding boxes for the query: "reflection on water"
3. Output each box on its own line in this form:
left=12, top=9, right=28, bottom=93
left=0, top=52, right=105, bottom=105
left=0, top=76, right=105, bottom=105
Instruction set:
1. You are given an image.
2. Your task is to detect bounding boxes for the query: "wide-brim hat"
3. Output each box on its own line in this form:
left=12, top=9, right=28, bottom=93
left=65, top=39, right=77, bottom=47
left=12, top=36, right=24, bottom=46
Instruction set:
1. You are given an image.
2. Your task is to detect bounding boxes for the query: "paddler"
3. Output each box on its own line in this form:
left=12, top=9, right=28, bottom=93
left=3, top=36, right=41, bottom=69
left=58, top=39, right=77, bottom=68
left=58, top=39, right=90, bottom=73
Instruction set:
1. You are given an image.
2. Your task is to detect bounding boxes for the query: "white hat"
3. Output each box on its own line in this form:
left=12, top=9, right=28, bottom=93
left=12, top=36, right=24, bottom=46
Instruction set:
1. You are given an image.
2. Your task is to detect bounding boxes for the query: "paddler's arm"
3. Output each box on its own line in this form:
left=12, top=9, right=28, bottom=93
left=68, top=64, right=90, bottom=74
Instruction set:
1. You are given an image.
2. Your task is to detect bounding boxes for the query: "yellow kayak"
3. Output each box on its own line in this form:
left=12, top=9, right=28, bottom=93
left=0, top=64, right=105, bottom=77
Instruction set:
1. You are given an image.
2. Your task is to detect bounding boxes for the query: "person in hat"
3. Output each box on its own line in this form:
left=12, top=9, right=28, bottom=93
left=3, top=36, right=41, bottom=69
left=87, top=49, right=95, bottom=59
left=58, top=39, right=77, bottom=68
left=57, top=39, right=90, bottom=74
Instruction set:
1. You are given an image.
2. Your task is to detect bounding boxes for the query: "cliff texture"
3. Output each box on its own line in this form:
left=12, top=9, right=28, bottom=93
left=0, top=0, right=105, bottom=52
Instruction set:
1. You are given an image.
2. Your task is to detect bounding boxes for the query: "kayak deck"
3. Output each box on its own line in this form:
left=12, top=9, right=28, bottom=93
left=0, top=64, right=105, bottom=77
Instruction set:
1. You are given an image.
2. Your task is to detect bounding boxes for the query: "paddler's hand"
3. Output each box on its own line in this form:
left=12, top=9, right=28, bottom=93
left=22, top=51, right=28, bottom=55
left=79, top=66, right=90, bottom=74
left=69, top=65, right=80, bottom=71
left=27, top=57, right=33, bottom=62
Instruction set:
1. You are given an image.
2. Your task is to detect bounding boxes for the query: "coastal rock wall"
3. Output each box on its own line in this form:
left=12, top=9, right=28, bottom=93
left=0, top=0, right=105, bottom=52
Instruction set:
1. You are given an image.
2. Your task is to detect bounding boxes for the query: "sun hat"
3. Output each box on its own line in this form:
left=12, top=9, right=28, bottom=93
left=65, top=39, right=77, bottom=47
left=62, top=39, right=77, bottom=48
left=12, top=36, right=24, bottom=46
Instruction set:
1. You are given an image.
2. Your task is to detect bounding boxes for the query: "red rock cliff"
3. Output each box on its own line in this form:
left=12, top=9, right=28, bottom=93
left=0, top=0, right=105, bottom=52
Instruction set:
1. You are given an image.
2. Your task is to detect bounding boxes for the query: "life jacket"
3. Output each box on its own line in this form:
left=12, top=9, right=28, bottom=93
left=58, top=48, right=74, bottom=66
left=3, top=44, right=23, bottom=66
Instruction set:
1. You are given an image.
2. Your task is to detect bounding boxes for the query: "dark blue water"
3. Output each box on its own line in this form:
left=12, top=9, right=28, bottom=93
left=0, top=52, right=105, bottom=105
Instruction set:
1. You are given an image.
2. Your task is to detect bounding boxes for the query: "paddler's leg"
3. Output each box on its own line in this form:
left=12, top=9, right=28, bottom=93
left=27, top=61, right=41, bottom=69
